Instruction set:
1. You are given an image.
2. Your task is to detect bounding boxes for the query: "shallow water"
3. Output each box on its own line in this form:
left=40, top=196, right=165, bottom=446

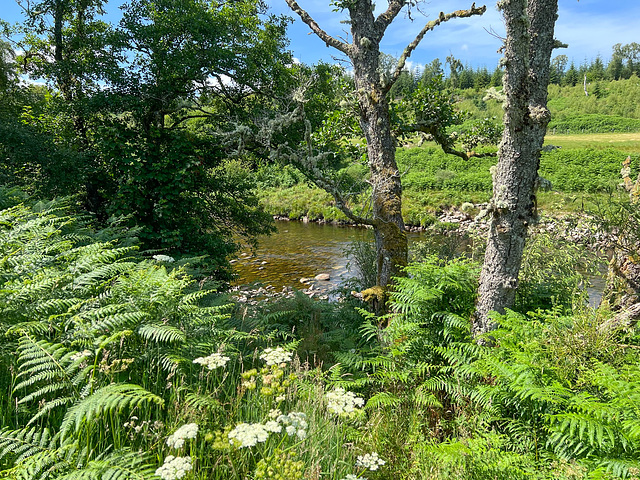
left=231, top=220, right=606, bottom=305
left=231, top=220, right=424, bottom=290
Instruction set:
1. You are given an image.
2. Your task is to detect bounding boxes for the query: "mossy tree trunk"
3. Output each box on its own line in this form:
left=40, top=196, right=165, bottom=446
left=473, top=0, right=561, bottom=336
left=285, top=0, right=484, bottom=288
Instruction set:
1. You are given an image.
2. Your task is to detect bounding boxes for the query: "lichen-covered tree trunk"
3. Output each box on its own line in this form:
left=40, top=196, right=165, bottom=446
left=350, top=2, right=407, bottom=287
left=601, top=158, right=640, bottom=329
left=473, top=0, right=559, bottom=336
left=284, top=0, right=483, bottom=290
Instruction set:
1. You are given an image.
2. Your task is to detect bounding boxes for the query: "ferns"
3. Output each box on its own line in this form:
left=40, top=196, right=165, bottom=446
left=60, top=384, right=164, bottom=441
left=0, top=200, right=241, bottom=479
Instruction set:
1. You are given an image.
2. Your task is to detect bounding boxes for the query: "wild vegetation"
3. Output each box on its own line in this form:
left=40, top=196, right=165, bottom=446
left=1, top=0, right=640, bottom=478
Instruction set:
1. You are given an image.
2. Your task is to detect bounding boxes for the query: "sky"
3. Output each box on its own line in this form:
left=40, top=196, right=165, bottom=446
left=2, top=0, right=639, bottom=72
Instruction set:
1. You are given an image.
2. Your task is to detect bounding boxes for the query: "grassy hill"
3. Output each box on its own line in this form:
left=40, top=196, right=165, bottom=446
left=257, top=77, right=640, bottom=225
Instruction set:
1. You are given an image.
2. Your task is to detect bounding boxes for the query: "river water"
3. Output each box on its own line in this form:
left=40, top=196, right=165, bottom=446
left=232, top=220, right=606, bottom=305
left=232, top=220, right=424, bottom=290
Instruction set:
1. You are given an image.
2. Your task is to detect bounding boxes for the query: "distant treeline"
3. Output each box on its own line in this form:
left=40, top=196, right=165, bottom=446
left=388, top=42, right=640, bottom=96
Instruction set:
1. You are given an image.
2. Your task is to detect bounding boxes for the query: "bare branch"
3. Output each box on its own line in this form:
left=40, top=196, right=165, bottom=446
left=374, top=0, right=407, bottom=39
left=384, top=3, right=486, bottom=92
left=284, top=0, right=352, bottom=55
left=409, top=124, right=497, bottom=161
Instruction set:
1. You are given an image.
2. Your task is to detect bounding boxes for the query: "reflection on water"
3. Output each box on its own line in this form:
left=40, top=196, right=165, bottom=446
left=232, top=221, right=423, bottom=289
left=231, top=220, right=607, bottom=306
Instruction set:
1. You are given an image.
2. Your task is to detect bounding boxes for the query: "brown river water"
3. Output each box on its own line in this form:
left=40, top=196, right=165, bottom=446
left=231, top=220, right=605, bottom=306
left=231, top=220, right=425, bottom=290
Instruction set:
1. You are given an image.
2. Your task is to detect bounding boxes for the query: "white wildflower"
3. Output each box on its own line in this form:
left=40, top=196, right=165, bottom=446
left=228, top=423, right=270, bottom=448
left=342, top=475, right=367, bottom=480
left=260, top=347, right=293, bottom=366
left=325, top=387, right=365, bottom=415
left=153, top=254, right=175, bottom=263
left=193, top=352, right=230, bottom=370
left=268, top=408, right=282, bottom=419
left=264, top=420, right=282, bottom=433
left=166, top=423, right=199, bottom=449
left=277, top=412, right=307, bottom=440
left=155, top=456, right=192, bottom=480
left=275, top=395, right=286, bottom=402
left=355, top=452, right=385, bottom=471
left=70, top=350, right=92, bottom=361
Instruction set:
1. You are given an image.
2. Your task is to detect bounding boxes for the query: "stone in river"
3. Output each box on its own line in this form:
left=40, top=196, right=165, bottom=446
left=314, top=273, right=330, bottom=281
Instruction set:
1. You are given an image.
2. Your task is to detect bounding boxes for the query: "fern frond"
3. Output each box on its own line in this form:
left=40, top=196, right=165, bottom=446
left=55, top=450, right=157, bottom=480
left=60, top=384, right=164, bottom=441
left=366, top=392, right=401, bottom=409
left=138, top=324, right=186, bottom=344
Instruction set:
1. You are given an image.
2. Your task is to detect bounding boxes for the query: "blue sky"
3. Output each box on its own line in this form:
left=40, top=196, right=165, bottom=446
left=3, top=0, right=639, bottom=71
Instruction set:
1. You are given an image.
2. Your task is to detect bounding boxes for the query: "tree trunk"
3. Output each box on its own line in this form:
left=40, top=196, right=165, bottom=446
left=350, top=2, right=407, bottom=287
left=473, top=0, right=559, bottom=336
left=284, top=0, right=483, bottom=291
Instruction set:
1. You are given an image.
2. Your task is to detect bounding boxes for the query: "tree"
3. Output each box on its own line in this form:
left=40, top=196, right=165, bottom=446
left=607, top=52, right=624, bottom=80
left=0, top=39, right=17, bottom=93
left=9, top=0, right=292, bottom=280
left=92, top=0, right=289, bottom=264
left=564, top=61, right=578, bottom=86
left=420, top=58, right=444, bottom=87
left=490, top=65, right=503, bottom=87
left=445, top=54, right=464, bottom=89
left=588, top=55, right=605, bottom=81
left=549, top=54, right=567, bottom=84
left=473, top=0, right=562, bottom=335
left=613, top=42, right=640, bottom=78
left=284, top=0, right=485, bottom=289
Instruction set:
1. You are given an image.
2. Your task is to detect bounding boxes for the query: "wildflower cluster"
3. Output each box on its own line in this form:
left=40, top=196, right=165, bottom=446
left=193, top=352, right=230, bottom=370
left=152, top=254, right=175, bottom=262
left=260, top=347, right=293, bottom=366
left=228, top=422, right=271, bottom=448
left=205, top=427, right=233, bottom=451
left=255, top=449, right=304, bottom=480
left=241, top=349, right=297, bottom=402
left=325, top=387, right=365, bottom=416
left=355, top=452, right=385, bottom=471
left=166, top=423, right=199, bottom=449
left=277, top=412, right=308, bottom=440
left=155, top=456, right=192, bottom=480
left=228, top=411, right=309, bottom=449
left=341, top=475, right=367, bottom=480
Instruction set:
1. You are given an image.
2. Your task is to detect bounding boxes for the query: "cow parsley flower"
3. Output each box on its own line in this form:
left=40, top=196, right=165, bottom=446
left=152, top=254, right=175, bottom=263
left=228, top=423, right=270, bottom=448
left=325, top=387, right=365, bottom=415
left=166, top=423, right=199, bottom=449
left=264, top=420, right=282, bottom=433
left=260, top=347, right=293, bottom=366
left=155, top=456, right=192, bottom=480
left=355, top=452, right=385, bottom=471
left=193, top=353, right=230, bottom=370
left=341, top=475, right=367, bottom=480
left=277, top=412, right=307, bottom=440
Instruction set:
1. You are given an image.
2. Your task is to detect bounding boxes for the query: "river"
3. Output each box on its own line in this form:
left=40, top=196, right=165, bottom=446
left=232, top=220, right=606, bottom=306
left=232, top=220, right=425, bottom=290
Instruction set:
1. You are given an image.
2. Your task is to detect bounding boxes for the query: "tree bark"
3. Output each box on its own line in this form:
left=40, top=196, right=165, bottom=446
left=349, top=0, right=407, bottom=287
left=473, top=0, right=559, bottom=336
left=285, top=0, right=484, bottom=289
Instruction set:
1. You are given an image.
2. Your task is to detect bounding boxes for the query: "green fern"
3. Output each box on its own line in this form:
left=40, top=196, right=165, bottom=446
left=60, top=384, right=164, bottom=441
